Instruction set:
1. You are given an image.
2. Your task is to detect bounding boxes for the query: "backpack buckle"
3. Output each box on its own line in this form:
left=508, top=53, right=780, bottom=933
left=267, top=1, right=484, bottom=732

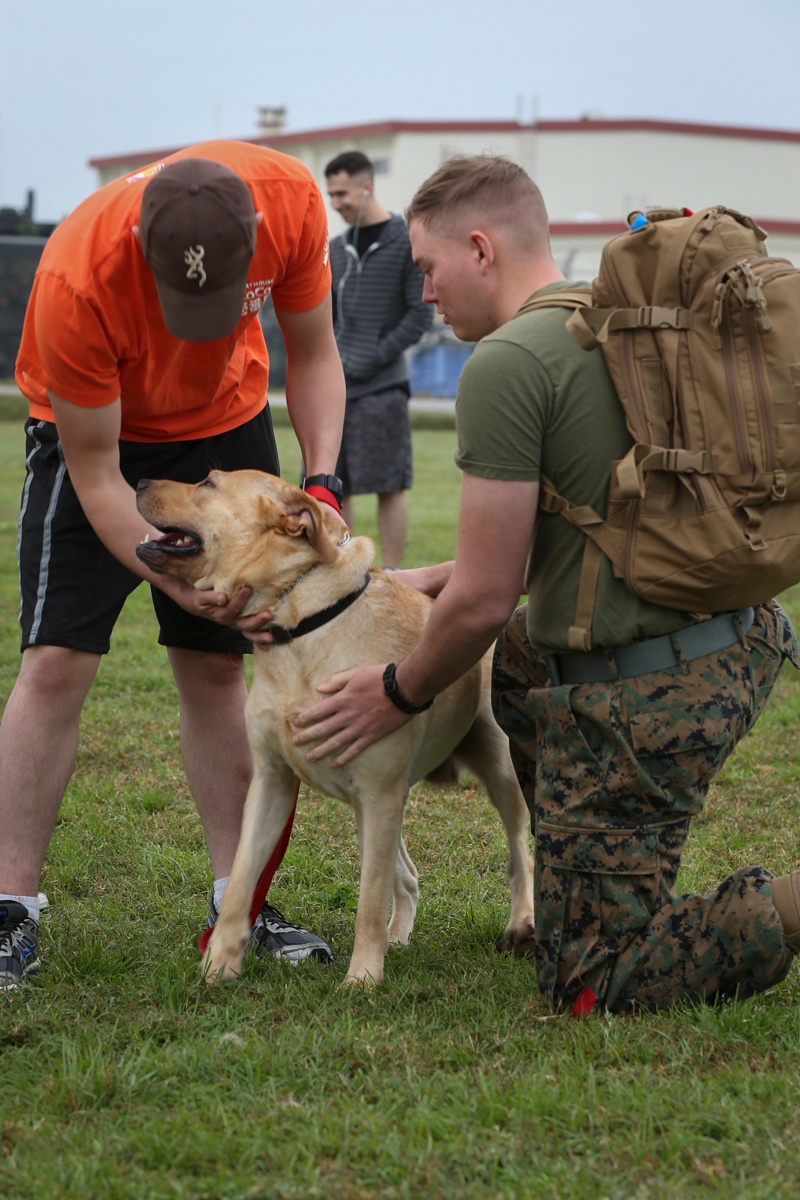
left=772, top=469, right=788, bottom=502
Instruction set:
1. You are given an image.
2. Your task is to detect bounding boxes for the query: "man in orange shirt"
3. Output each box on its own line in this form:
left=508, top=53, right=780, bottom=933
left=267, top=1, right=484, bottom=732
left=0, top=141, right=346, bottom=988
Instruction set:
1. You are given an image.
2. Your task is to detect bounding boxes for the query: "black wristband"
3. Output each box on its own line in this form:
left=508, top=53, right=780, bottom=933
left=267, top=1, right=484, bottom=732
left=382, top=662, right=434, bottom=715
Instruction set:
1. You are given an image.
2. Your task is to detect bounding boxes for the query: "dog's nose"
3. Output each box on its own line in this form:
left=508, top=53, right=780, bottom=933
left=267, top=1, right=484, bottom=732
left=136, top=479, right=152, bottom=493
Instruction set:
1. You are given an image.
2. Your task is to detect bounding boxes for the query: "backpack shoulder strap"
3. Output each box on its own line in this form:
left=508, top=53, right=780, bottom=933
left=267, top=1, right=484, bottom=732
left=539, top=475, right=606, bottom=651
left=521, top=288, right=630, bottom=650
left=514, top=294, right=600, bottom=650
left=516, top=287, right=592, bottom=317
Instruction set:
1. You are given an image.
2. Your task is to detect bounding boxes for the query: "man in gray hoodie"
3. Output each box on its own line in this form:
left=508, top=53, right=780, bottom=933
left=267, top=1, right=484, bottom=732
left=326, top=151, right=433, bottom=568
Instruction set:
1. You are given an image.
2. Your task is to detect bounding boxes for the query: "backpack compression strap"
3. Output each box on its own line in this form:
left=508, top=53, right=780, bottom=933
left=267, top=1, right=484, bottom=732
left=566, top=305, right=693, bottom=350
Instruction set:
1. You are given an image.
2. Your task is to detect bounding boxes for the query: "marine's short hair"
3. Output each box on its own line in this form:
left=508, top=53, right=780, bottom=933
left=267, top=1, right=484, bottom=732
left=324, top=150, right=374, bottom=180
left=406, top=154, right=550, bottom=251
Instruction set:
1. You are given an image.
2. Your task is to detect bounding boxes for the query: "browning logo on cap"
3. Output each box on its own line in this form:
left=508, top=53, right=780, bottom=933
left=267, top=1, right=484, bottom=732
left=139, top=158, right=257, bottom=342
left=184, top=245, right=207, bottom=288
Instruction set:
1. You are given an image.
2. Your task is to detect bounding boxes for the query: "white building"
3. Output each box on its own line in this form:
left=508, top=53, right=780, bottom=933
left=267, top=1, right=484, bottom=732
left=90, top=114, right=800, bottom=279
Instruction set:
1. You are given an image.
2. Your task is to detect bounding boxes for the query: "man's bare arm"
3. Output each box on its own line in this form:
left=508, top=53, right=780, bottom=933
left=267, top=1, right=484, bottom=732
left=275, top=294, right=346, bottom=487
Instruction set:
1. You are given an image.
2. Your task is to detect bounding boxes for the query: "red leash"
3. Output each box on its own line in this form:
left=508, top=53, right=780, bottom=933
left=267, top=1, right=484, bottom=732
left=198, top=778, right=300, bottom=954
left=571, top=986, right=598, bottom=1016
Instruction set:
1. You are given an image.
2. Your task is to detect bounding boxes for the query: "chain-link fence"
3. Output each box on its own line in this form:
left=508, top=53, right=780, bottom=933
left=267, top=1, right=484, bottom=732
left=0, top=235, right=48, bottom=381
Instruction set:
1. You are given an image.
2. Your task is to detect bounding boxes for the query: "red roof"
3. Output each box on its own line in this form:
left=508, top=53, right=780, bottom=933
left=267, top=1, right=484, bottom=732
left=88, top=115, right=800, bottom=169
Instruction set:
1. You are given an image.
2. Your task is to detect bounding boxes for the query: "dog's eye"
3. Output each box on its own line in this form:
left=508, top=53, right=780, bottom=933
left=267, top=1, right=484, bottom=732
left=198, top=477, right=217, bottom=489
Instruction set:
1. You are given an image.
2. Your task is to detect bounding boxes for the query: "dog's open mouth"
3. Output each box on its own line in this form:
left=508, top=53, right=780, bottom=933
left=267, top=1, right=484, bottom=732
left=141, top=526, right=202, bottom=556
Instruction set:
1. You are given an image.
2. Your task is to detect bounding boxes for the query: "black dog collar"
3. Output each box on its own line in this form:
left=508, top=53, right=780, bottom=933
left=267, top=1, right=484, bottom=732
left=268, top=574, right=371, bottom=643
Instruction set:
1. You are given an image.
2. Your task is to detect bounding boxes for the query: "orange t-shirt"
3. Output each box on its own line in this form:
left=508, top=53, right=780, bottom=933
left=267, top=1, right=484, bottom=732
left=15, top=140, right=331, bottom=442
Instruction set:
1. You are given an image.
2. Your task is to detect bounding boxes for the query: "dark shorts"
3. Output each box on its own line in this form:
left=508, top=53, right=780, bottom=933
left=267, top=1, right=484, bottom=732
left=336, top=385, right=412, bottom=495
left=17, top=408, right=280, bottom=656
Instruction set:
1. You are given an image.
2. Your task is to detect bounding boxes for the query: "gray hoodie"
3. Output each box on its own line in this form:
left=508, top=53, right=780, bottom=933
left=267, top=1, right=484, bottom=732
left=330, top=213, right=433, bottom=401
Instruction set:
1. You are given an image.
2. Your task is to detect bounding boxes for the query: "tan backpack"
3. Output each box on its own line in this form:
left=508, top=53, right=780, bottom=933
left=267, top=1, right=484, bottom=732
left=521, top=206, right=800, bottom=651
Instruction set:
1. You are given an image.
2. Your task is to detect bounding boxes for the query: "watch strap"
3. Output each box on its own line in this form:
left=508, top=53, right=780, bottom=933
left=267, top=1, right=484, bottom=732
left=303, top=473, right=343, bottom=496
left=382, top=662, right=434, bottom=715
left=303, top=473, right=344, bottom=514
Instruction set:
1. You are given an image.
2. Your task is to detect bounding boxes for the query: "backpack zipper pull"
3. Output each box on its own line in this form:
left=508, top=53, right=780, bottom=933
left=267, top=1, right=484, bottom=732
left=740, top=261, right=773, bottom=330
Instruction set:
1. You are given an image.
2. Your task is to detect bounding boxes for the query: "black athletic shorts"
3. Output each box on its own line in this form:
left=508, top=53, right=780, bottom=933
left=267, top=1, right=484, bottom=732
left=17, top=408, right=280, bottom=656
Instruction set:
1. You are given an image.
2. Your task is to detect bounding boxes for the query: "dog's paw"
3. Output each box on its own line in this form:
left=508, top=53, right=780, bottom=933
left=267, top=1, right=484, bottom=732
left=201, top=949, right=244, bottom=984
left=342, top=968, right=381, bottom=988
left=386, top=920, right=413, bottom=945
left=495, top=925, right=536, bottom=958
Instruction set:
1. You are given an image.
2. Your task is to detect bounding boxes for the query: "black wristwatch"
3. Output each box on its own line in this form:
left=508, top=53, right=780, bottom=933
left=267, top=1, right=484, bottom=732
left=302, top=473, right=344, bottom=507
left=382, top=662, right=434, bottom=715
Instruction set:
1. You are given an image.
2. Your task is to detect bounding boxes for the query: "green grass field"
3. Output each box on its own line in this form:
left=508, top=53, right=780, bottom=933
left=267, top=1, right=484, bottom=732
left=1, top=410, right=800, bottom=1200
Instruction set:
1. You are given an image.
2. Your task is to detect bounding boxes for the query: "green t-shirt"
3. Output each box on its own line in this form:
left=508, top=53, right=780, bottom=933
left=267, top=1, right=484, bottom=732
left=454, top=282, right=691, bottom=654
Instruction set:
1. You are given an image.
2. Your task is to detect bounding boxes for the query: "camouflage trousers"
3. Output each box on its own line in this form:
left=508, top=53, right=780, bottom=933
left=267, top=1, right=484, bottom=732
left=492, top=601, right=800, bottom=1014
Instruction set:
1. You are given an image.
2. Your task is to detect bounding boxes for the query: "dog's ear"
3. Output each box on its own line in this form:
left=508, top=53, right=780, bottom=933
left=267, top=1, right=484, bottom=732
left=284, top=502, right=339, bottom=563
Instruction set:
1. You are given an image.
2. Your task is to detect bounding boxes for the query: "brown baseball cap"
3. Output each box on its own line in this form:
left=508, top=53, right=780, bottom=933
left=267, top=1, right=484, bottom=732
left=139, top=158, right=258, bottom=342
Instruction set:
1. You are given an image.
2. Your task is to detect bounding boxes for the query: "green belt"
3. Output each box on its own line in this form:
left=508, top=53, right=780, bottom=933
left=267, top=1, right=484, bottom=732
left=546, top=608, right=755, bottom=686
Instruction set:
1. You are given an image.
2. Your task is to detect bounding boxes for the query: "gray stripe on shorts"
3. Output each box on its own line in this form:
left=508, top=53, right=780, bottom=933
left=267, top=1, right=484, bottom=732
left=19, top=422, right=68, bottom=645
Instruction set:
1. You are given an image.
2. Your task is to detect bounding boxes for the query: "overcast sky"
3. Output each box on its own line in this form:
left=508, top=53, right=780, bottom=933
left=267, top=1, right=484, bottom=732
left=3, top=0, right=800, bottom=222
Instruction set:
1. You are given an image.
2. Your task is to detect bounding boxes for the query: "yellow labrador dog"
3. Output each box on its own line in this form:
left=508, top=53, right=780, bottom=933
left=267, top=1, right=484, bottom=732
left=136, top=470, right=534, bottom=986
